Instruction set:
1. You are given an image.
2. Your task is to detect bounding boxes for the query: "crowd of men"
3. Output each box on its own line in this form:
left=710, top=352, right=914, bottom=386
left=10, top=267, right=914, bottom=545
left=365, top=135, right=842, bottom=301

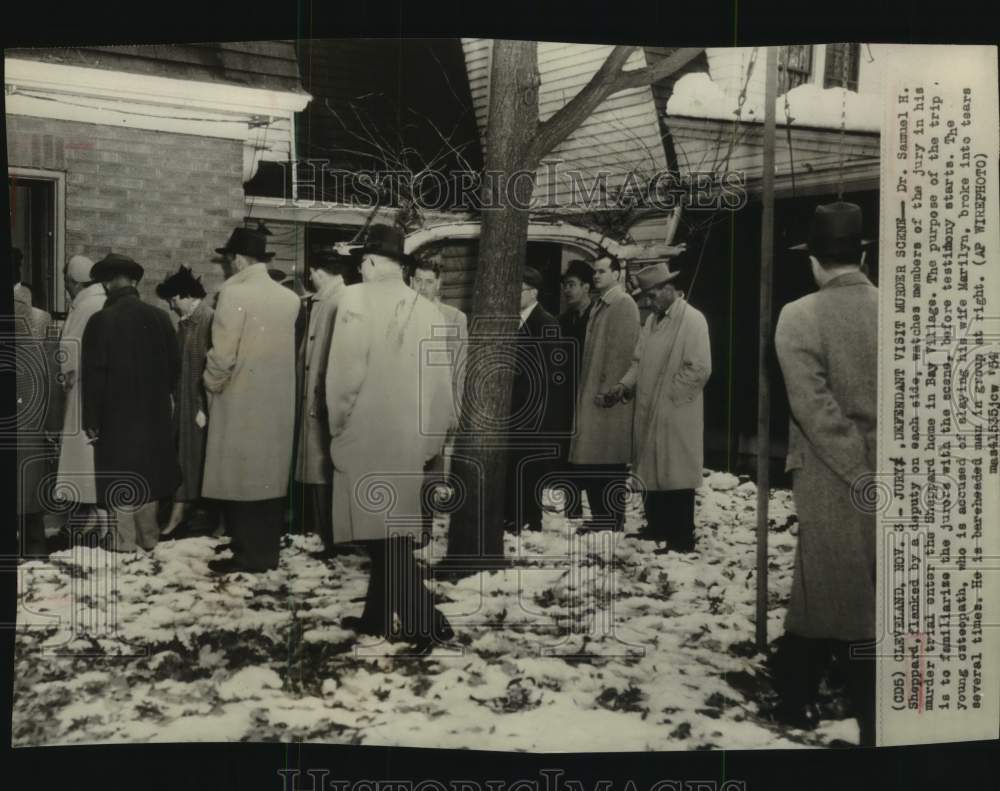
left=11, top=200, right=877, bottom=739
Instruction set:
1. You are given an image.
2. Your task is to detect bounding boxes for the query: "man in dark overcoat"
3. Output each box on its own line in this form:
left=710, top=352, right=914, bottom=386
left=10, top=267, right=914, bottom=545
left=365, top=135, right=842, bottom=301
left=81, top=254, right=180, bottom=552
left=556, top=259, right=594, bottom=518
left=504, top=266, right=568, bottom=533
left=772, top=201, right=878, bottom=745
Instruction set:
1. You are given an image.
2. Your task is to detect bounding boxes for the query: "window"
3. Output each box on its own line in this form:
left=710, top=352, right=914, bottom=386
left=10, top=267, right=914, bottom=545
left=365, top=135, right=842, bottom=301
left=777, top=45, right=813, bottom=95
left=8, top=168, right=66, bottom=316
left=824, top=43, right=861, bottom=91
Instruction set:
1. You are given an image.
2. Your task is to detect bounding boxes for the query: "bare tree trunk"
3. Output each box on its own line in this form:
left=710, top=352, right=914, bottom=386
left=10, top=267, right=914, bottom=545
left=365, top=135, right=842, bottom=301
left=440, top=40, right=540, bottom=575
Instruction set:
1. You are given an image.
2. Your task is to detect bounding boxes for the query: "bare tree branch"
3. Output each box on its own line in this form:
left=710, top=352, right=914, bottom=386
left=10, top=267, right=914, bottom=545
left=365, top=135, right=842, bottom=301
left=525, top=46, right=703, bottom=167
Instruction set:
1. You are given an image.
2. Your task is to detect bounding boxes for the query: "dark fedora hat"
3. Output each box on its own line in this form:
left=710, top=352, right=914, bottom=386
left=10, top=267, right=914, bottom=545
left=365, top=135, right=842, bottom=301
left=789, top=201, right=873, bottom=261
left=522, top=266, right=544, bottom=290
left=358, top=224, right=407, bottom=263
left=91, top=253, right=144, bottom=283
left=215, top=224, right=276, bottom=262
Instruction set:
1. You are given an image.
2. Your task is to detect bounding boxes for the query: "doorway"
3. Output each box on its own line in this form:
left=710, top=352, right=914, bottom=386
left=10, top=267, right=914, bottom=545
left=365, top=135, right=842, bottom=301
left=8, top=169, right=65, bottom=316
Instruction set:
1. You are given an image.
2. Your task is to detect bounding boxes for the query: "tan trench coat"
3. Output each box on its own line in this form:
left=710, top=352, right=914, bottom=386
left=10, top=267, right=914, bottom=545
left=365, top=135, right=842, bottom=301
left=775, top=271, right=877, bottom=640
left=621, top=299, right=711, bottom=491
left=326, top=277, right=454, bottom=543
left=202, top=263, right=301, bottom=501
left=55, top=283, right=106, bottom=504
left=569, top=284, right=639, bottom=465
left=294, top=278, right=344, bottom=484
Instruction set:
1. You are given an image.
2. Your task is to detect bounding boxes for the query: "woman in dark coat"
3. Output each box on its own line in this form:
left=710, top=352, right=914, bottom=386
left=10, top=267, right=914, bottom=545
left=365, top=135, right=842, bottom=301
left=156, top=266, right=213, bottom=536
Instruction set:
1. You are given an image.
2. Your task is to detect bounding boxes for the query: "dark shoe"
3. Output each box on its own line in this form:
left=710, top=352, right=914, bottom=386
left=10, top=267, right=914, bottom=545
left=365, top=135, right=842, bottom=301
left=160, top=520, right=194, bottom=542
left=405, top=610, right=455, bottom=654
left=632, top=527, right=657, bottom=541
left=208, top=558, right=261, bottom=575
left=771, top=701, right=821, bottom=731
left=341, top=615, right=388, bottom=637
left=309, top=544, right=359, bottom=560
left=653, top=545, right=672, bottom=555
left=213, top=542, right=232, bottom=555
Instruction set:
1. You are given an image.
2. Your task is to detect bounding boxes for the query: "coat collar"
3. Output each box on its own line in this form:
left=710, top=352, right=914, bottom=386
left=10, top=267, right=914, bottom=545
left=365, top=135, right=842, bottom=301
left=225, top=261, right=270, bottom=287
left=72, top=282, right=107, bottom=309
left=314, top=277, right=344, bottom=302
left=597, top=283, right=626, bottom=305
left=105, top=285, right=139, bottom=306
left=820, top=269, right=872, bottom=290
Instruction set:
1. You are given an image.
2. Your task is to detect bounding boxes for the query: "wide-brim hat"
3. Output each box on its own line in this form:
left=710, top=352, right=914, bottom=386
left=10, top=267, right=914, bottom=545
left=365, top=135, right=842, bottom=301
left=91, top=253, right=144, bottom=283
left=358, top=224, right=407, bottom=263
left=789, top=201, right=873, bottom=260
left=215, top=226, right=276, bottom=262
left=522, top=266, right=544, bottom=290
left=630, top=261, right=680, bottom=296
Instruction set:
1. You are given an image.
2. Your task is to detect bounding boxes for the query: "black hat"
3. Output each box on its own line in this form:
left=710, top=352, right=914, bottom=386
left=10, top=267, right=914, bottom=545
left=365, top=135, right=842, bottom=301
left=522, top=266, right=544, bottom=290
left=562, top=259, right=594, bottom=288
left=157, top=265, right=206, bottom=300
left=359, top=224, right=406, bottom=263
left=215, top=224, right=275, bottom=262
left=91, top=253, right=144, bottom=283
left=789, top=201, right=873, bottom=261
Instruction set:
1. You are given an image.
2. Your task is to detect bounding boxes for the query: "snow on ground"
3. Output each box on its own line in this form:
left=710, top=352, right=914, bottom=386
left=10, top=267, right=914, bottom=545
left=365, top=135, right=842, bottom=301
left=12, top=471, right=857, bottom=750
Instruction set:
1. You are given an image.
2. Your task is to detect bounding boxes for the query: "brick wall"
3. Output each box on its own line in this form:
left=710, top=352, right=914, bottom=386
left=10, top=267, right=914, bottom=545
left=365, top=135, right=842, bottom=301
left=6, top=115, right=246, bottom=304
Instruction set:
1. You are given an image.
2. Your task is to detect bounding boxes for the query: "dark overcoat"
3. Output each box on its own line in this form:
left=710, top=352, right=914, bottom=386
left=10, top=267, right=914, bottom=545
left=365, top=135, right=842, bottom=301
left=775, top=270, right=878, bottom=641
left=173, top=299, right=213, bottom=501
left=81, top=286, right=181, bottom=506
left=511, top=303, right=568, bottom=437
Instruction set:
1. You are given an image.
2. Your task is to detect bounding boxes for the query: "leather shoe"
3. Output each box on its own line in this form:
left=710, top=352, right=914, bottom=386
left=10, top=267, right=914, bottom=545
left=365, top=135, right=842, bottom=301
left=208, top=558, right=260, bottom=575
left=770, top=701, right=821, bottom=731
left=341, top=615, right=388, bottom=637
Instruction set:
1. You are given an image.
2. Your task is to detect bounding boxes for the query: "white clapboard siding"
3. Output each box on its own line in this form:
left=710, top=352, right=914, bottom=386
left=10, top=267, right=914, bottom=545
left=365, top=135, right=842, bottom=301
left=460, top=39, right=668, bottom=211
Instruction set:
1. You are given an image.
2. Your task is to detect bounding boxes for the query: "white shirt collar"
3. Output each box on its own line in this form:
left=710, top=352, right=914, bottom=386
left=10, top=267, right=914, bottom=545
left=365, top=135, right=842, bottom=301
left=520, top=301, right=538, bottom=326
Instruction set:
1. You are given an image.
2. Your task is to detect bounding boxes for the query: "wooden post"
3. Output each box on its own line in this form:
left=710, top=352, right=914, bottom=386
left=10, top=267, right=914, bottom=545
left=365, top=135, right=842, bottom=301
left=755, top=46, right=778, bottom=652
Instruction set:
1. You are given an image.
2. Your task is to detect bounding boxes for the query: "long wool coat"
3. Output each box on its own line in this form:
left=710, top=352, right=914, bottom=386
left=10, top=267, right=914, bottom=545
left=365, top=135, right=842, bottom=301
left=775, top=270, right=877, bottom=641
left=294, top=278, right=344, bottom=485
left=569, top=285, right=639, bottom=465
left=13, top=298, right=56, bottom=515
left=55, top=283, right=106, bottom=504
left=81, top=287, right=181, bottom=506
left=202, top=263, right=301, bottom=501
left=173, top=299, right=213, bottom=501
left=621, top=299, right=711, bottom=491
left=326, top=277, right=454, bottom=543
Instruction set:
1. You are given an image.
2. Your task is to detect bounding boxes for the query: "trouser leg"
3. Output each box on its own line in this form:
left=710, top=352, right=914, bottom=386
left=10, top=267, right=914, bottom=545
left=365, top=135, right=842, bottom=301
left=361, top=540, right=390, bottom=630
left=389, top=536, right=438, bottom=641
left=842, top=639, right=876, bottom=746
left=662, top=488, right=696, bottom=550
left=309, top=482, right=333, bottom=550
left=581, top=464, right=628, bottom=529
left=133, top=501, right=161, bottom=550
left=110, top=506, right=138, bottom=553
left=775, top=632, right=830, bottom=707
left=21, top=513, right=48, bottom=557
left=643, top=490, right=669, bottom=541
left=223, top=499, right=283, bottom=571
left=422, top=455, right=445, bottom=538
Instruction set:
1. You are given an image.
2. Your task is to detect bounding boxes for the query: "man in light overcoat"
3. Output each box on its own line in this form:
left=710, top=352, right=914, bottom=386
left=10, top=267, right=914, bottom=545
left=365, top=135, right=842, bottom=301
left=604, top=260, right=711, bottom=552
left=203, top=225, right=301, bottom=574
left=571, top=255, right=639, bottom=532
left=327, top=225, right=454, bottom=650
left=772, top=201, right=877, bottom=745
